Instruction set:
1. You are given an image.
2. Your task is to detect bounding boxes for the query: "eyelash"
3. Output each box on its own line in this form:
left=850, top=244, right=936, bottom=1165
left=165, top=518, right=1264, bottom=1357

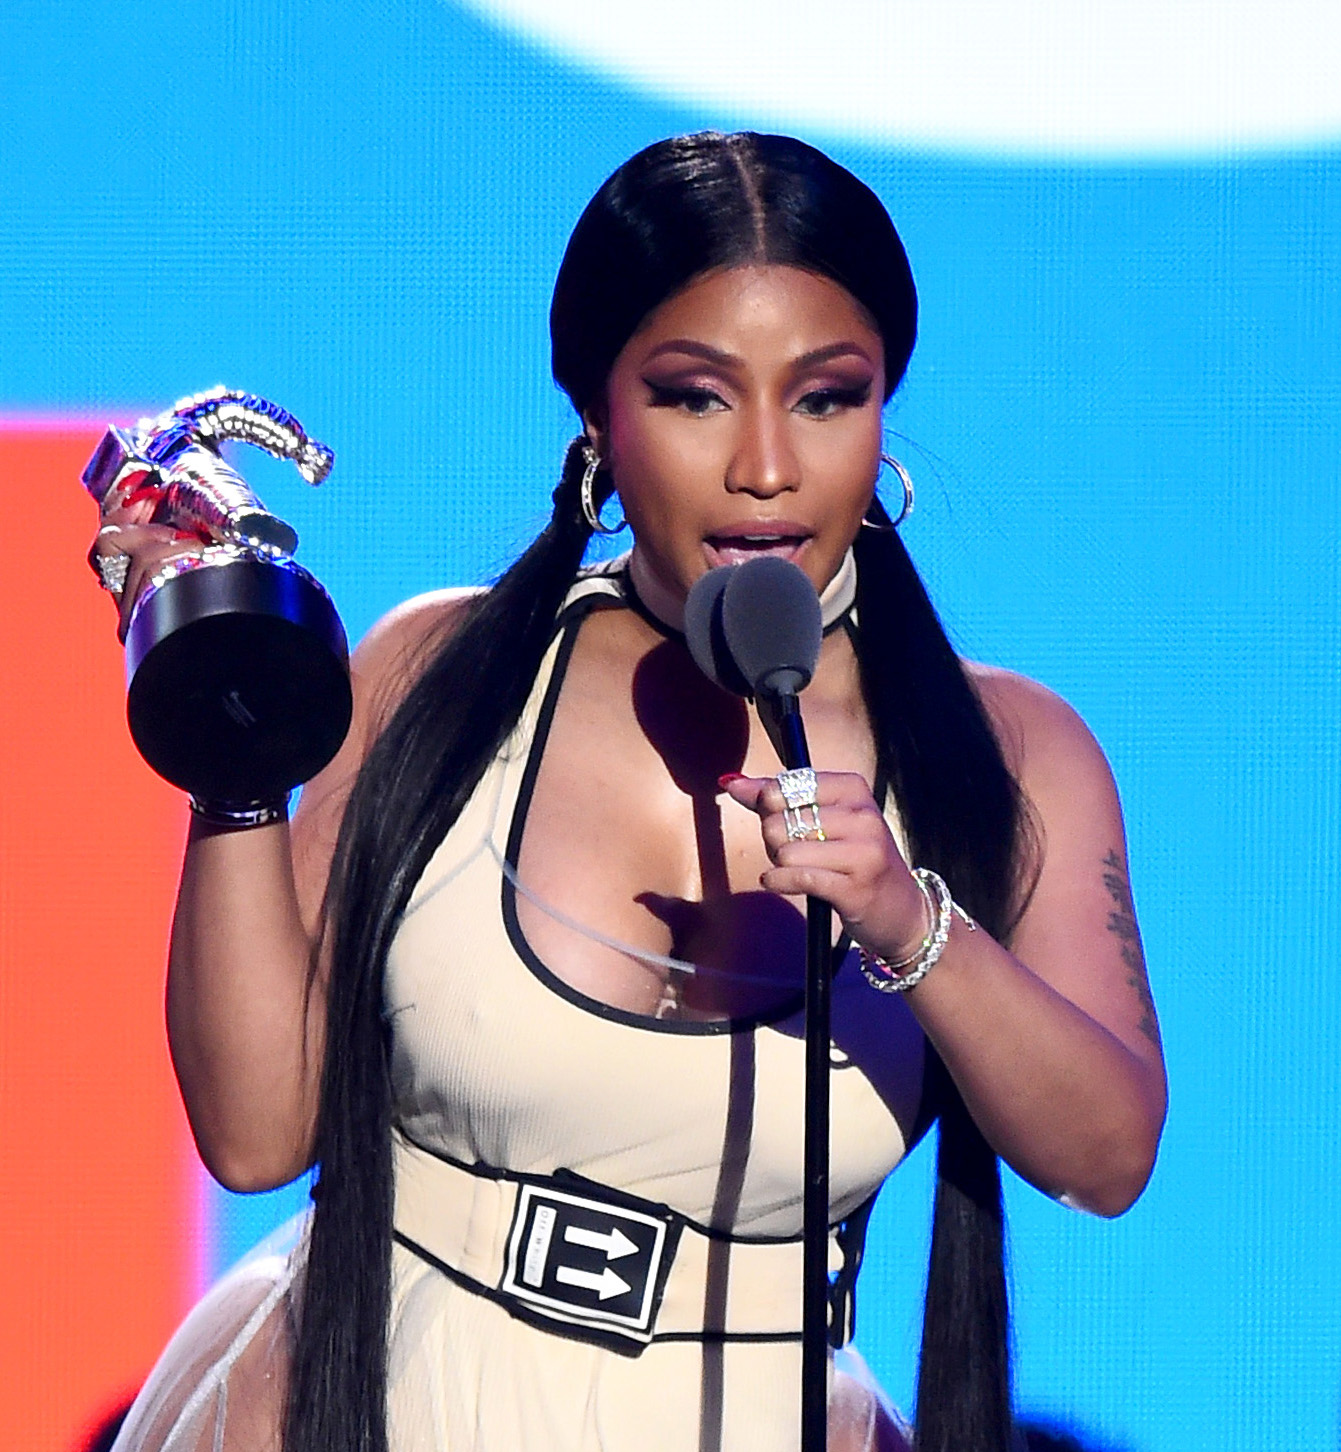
left=645, top=383, right=872, bottom=416
left=797, top=385, right=872, bottom=416
left=646, top=384, right=723, bottom=414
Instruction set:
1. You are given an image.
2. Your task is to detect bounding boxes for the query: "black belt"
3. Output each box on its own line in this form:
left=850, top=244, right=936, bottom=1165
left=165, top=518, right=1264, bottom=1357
left=392, top=1133, right=869, bottom=1357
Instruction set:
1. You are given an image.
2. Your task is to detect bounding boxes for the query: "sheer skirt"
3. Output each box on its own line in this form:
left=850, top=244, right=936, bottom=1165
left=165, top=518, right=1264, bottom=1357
left=112, top=1217, right=910, bottom=1452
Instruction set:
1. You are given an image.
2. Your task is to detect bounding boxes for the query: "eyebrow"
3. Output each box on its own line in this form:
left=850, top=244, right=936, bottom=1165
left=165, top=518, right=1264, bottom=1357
left=641, top=339, right=876, bottom=370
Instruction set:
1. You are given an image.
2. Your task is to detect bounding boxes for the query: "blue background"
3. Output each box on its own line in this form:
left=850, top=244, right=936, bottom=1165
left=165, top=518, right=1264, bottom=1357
left=4, top=2, right=1339, bottom=1446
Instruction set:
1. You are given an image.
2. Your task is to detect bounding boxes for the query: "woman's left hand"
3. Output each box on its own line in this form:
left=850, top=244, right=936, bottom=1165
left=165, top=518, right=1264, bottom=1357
left=719, top=770, right=927, bottom=962
left=720, top=685, right=1169, bottom=1221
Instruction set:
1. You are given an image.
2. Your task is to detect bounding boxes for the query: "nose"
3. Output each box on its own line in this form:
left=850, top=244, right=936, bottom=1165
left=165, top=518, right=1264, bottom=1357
left=724, top=403, right=799, bottom=498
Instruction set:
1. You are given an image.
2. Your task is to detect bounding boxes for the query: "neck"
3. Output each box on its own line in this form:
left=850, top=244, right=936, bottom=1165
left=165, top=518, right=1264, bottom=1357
left=625, top=548, right=857, bottom=636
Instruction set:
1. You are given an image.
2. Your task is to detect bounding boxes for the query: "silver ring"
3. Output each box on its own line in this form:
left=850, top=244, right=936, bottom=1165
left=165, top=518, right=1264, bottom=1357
left=95, top=551, right=130, bottom=597
left=777, top=768, right=825, bottom=842
left=785, top=813, right=825, bottom=842
left=776, top=768, right=818, bottom=808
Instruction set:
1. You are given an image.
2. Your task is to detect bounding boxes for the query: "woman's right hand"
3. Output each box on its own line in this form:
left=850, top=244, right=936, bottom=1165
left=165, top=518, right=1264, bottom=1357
left=84, top=473, right=325, bottom=1188
left=163, top=587, right=472, bottom=1190
left=87, top=480, right=208, bottom=642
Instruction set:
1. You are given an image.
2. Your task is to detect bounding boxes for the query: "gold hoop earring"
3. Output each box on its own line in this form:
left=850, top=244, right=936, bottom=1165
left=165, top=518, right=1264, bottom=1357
left=580, top=445, right=628, bottom=536
left=867, top=453, right=914, bottom=528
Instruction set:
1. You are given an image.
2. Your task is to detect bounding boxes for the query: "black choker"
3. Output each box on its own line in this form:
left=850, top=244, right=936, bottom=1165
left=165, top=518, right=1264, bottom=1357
left=620, top=550, right=857, bottom=641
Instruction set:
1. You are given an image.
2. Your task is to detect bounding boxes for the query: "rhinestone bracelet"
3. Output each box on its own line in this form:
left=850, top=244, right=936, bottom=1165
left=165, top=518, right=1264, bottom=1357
left=858, top=868, right=976, bottom=993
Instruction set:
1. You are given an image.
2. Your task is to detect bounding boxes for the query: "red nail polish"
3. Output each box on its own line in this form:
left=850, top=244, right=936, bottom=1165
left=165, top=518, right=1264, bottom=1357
left=717, top=773, right=745, bottom=789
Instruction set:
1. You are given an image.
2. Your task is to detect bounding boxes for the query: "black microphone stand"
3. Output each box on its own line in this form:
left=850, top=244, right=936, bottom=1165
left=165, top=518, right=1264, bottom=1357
left=758, top=681, right=831, bottom=1452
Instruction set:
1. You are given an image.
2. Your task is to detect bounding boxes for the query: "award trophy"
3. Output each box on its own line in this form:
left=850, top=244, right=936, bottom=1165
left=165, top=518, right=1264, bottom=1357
left=83, top=387, right=353, bottom=804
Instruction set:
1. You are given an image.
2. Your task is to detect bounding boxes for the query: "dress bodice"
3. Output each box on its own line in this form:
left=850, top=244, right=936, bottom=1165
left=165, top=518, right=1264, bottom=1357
left=385, top=574, right=927, bottom=1237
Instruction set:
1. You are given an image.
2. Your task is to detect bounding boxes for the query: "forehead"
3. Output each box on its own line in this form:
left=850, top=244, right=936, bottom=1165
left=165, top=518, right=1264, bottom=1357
left=619, top=264, right=883, bottom=360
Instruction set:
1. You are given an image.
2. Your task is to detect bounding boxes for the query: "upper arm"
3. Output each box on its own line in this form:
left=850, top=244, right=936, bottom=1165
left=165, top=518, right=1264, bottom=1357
left=288, top=588, right=480, bottom=935
left=973, top=666, right=1166, bottom=1088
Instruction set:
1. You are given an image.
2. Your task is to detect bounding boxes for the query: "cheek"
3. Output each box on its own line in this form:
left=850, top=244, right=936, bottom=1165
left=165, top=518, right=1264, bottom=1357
left=607, top=415, right=719, bottom=517
left=606, top=405, right=667, bottom=485
left=602, top=417, right=670, bottom=531
left=610, top=407, right=696, bottom=463
left=800, top=427, right=881, bottom=500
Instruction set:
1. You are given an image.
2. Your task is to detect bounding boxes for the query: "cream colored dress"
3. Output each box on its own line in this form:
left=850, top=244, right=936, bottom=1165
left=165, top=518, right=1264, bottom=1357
left=113, top=575, right=924, bottom=1452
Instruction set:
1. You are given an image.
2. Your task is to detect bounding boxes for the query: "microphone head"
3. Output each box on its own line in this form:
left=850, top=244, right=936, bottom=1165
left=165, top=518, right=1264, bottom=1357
left=721, top=557, right=822, bottom=697
left=684, top=565, right=752, bottom=697
left=684, top=557, right=823, bottom=698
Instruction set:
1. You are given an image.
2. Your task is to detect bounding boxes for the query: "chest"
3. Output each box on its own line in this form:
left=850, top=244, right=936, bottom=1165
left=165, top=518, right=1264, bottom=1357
left=514, top=610, right=878, bottom=1016
left=384, top=603, right=926, bottom=1226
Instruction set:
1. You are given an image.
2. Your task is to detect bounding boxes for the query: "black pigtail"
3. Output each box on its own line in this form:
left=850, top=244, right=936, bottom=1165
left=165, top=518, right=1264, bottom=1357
left=284, top=439, right=594, bottom=1452
left=854, top=497, right=1030, bottom=1452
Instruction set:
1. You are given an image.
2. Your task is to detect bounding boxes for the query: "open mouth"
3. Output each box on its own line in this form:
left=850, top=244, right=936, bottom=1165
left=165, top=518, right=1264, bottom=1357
left=704, top=531, right=811, bottom=567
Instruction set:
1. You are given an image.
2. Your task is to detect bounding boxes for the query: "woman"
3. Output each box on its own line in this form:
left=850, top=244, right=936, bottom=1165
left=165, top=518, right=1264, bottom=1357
left=95, top=132, right=1166, bottom=1452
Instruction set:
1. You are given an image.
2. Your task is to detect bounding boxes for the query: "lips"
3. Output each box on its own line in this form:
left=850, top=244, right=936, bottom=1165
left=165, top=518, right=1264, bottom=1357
left=704, top=524, right=812, bottom=568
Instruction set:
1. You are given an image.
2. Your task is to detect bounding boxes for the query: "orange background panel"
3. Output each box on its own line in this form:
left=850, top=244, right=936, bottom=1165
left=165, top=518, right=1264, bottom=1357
left=0, top=426, right=198, bottom=1451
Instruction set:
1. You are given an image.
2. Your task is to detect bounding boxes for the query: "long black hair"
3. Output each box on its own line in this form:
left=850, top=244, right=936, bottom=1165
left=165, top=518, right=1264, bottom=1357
left=286, top=131, right=1030, bottom=1452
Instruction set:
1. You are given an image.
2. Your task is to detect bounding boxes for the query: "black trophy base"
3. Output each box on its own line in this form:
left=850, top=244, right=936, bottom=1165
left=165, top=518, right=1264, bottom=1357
left=125, top=556, right=352, bottom=803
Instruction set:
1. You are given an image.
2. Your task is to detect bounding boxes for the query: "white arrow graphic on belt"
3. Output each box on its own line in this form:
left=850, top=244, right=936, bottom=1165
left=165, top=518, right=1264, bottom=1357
left=555, top=1264, right=631, bottom=1301
left=563, top=1224, right=638, bottom=1260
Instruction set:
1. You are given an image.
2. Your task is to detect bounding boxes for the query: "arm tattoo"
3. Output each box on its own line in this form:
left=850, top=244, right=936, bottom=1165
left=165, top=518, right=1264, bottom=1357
left=1102, top=850, right=1160, bottom=1048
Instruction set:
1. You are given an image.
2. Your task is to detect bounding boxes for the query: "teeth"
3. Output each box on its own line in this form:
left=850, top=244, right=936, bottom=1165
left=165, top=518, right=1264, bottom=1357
left=709, top=534, right=804, bottom=550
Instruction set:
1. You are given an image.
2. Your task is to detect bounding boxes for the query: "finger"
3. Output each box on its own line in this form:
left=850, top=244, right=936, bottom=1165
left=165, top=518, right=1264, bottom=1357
left=725, top=772, right=819, bottom=823
left=757, top=803, right=856, bottom=856
left=98, top=465, right=161, bottom=518
left=115, top=544, right=204, bottom=641
left=87, top=524, right=135, bottom=608
left=87, top=524, right=121, bottom=572
left=89, top=523, right=192, bottom=587
left=759, top=849, right=917, bottom=922
left=99, top=490, right=161, bottom=530
left=758, top=862, right=855, bottom=903
left=726, top=768, right=875, bottom=817
left=113, top=495, right=161, bottom=528
left=90, top=520, right=188, bottom=559
left=718, top=773, right=772, bottom=814
left=771, top=835, right=838, bottom=869
left=87, top=528, right=204, bottom=640
left=774, top=810, right=887, bottom=857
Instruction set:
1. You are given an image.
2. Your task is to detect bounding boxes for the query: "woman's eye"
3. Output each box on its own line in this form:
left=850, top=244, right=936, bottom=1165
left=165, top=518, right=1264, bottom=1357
left=795, top=386, right=872, bottom=418
left=646, top=383, right=727, bottom=415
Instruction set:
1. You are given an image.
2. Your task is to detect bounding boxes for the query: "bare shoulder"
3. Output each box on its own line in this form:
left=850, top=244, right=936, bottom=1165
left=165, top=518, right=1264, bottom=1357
left=288, top=586, right=481, bottom=927
left=352, top=586, right=482, bottom=731
left=963, top=660, right=1115, bottom=800
left=321, top=584, right=480, bottom=770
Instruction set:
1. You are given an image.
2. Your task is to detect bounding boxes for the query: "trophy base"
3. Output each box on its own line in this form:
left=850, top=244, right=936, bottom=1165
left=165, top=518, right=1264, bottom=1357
left=125, top=555, right=352, bottom=802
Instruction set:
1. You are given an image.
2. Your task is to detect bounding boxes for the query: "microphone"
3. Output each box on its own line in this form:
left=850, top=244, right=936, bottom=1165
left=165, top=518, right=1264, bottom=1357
left=683, top=555, right=822, bottom=770
left=683, top=565, right=749, bottom=696
left=720, top=556, right=822, bottom=700
left=683, top=557, right=822, bottom=702
left=683, top=558, right=832, bottom=1449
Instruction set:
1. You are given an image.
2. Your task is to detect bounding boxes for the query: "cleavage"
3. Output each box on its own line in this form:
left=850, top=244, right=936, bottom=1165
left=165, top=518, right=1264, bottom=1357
left=513, top=621, right=809, bottom=1020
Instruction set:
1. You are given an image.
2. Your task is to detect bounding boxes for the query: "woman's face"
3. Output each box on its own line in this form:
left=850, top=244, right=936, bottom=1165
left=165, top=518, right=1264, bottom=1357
left=588, top=264, right=886, bottom=608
